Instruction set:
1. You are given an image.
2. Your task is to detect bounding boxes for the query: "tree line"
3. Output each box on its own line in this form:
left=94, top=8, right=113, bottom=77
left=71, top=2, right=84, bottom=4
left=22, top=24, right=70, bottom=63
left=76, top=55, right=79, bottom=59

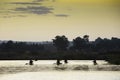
left=0, top=35, right=120, bottom=64
left=52, top=35, right=120, bottom=64
left=53, top=35, right=120, bottom=53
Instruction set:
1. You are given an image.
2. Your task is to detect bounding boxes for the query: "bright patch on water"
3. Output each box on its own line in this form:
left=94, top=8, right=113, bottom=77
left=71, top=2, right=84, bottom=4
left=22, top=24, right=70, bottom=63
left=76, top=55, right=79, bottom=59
left=0, top=60, right=108, bottom=66
left=0, top=71, right=120, bottom=80
left=0, top=60, right=120, bottom=80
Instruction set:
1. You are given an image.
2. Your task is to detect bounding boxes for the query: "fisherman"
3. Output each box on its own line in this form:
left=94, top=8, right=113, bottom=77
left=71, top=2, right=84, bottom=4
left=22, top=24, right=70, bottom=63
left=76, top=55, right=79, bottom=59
left=64, top=59, right=68, bottom=64
left=29, top=60, right=33, bottom=65
left=56, top=59, right=62, bottom=65
left=93, top=59, right=97, bottom=65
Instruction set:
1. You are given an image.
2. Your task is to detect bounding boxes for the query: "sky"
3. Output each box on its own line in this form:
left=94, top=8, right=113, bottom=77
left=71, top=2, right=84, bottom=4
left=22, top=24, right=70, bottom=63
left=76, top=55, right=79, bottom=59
left=0, top=0, right=120, bottom=41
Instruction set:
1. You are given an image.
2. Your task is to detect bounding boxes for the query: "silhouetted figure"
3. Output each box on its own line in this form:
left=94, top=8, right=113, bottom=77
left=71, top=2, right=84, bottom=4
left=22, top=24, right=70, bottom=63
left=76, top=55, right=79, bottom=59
left=56, top=59, right=62, bottom=65
left=35, top=59, right=38, bottom=61
left=29, top=60, right=33, bottom=65
left=93, top=60, right=97, bottom=65
left=64, top=59, right=68, bottom=64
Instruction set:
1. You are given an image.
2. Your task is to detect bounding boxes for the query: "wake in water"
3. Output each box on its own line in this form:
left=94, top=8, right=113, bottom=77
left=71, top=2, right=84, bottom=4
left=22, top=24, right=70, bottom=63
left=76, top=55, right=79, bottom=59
left=0, top=60, right=120, bottom=75
left=0, top=64, right=120, bottom=75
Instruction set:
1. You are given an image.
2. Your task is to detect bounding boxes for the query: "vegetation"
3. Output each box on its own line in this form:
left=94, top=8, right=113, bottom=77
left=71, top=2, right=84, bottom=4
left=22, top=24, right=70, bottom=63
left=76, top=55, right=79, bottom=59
left=52, top=35, right=69, bottom=51
left=0, top=35, right=120, bottom=64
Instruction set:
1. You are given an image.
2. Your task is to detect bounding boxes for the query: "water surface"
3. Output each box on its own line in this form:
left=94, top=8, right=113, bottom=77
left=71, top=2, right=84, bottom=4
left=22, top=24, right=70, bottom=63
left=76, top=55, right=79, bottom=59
left=0, top=60, right=120, bottom=80
left=0, top=71, right=120, bottom=80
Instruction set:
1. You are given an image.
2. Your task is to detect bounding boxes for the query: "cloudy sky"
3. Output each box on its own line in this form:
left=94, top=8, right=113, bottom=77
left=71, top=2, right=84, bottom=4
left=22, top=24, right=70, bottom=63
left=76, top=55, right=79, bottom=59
left=0, top=0, right=120, bottom=41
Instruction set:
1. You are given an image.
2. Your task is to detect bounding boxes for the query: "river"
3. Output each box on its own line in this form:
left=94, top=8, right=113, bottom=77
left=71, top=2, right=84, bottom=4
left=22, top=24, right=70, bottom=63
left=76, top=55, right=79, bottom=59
left=0, top=60, right=120, bottom=80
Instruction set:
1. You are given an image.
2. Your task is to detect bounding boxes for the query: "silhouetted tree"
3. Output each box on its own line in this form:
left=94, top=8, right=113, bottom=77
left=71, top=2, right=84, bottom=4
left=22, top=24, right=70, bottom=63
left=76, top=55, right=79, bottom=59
left=111, top=37, right=120, bottom=50
left=83, top=35, right=89, bottom=43
left=1, top=40, right=14, bottom=52
left=52, top=35, right=69, bottom=51
left=95, top=37, right=103, bottom=44
left=73, top=37, right=86, bottom=51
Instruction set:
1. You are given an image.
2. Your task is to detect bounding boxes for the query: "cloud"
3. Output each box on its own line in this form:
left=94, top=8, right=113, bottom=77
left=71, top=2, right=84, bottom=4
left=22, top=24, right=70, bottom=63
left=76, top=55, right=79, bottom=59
left=0, top=0, right=69, bottom=18
left=15, top=6, right=53, bottom=15
left=10, top=2, right=41, bottom=5
left=51, top=0, right=56, bottom=2
left=33, top=0, right=56, bottom=2
left=33, top=0, right=45, bottom=2
left=55, top=14, right=69, bottom=17
left=0, top=0, right=54, bottom=18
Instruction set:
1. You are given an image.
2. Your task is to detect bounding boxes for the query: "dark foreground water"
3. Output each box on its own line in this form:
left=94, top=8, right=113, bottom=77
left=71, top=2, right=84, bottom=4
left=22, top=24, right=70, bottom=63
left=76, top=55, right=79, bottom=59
left=0, top=60, right=120, bottom=80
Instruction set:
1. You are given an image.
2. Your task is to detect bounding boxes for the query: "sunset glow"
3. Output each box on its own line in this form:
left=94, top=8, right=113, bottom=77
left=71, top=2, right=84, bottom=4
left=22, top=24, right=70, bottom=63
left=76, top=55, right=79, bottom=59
left=0, top=0, right=120, bottom=41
